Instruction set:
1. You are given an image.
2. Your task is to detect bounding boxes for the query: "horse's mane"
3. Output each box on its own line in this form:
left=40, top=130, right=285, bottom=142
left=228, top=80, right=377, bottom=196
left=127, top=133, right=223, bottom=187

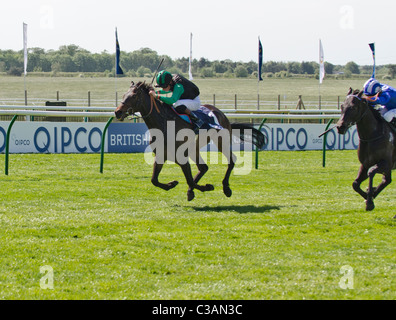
left=132, top=81, right=166, bottom=106
left=352, top=89, right=383, bottom=123
left=132, top=81, right=179, bottom=119
left=134, top=81, right=154, bottom=94
left=133, top=81, right=169, bottom=107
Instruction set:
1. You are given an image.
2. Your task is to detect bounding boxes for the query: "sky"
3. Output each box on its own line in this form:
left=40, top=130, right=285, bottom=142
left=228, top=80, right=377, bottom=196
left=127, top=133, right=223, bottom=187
left=2, top=0, right=396, bottom=66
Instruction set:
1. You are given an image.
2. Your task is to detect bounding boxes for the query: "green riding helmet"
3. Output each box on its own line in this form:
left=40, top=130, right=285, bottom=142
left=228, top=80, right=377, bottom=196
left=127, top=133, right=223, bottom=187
left=156, top=70, right=173, bottom=88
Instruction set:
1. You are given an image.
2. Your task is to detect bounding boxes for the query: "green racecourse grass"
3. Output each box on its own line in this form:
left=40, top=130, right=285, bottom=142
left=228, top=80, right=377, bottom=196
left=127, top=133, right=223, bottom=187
left=0, top=150, right=395, bottom=300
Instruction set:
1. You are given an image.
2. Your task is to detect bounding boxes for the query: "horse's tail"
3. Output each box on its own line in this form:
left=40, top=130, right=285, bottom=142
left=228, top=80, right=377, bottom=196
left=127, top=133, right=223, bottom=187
left=231, top=123, right=267, bottom=150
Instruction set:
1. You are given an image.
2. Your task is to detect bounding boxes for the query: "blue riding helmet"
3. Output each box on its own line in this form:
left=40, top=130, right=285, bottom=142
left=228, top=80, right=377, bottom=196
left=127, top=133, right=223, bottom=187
left=363, top=78, right=381, bottom=96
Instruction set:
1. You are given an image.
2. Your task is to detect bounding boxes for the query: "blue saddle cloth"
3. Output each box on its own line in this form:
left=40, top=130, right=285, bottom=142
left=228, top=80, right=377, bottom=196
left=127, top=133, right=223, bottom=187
left=174, top=106, right=223, bottom=130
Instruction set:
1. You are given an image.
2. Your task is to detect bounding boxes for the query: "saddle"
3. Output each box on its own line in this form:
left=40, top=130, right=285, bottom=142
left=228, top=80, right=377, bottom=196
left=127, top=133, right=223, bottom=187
left=171, top=106, right=193, bottom=124
left=171, top=105, right=223, bottom=133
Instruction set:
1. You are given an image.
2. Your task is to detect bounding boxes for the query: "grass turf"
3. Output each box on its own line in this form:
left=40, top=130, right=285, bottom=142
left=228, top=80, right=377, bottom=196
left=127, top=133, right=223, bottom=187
left=0, top=150, right=394, bottom=299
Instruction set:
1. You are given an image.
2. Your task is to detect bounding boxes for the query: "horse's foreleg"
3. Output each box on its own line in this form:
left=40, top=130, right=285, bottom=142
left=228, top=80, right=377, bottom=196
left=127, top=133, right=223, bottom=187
left=192, top=155, right=213, bottom=190
left=151, top=160, right=179, bottom=191
left=352, top=165, right=369, bottom=200
left=179, top=161, right=214, bottom=201
left=191, top=136, right=213, bottom=190
left=179, top=162, right=197, bottom=201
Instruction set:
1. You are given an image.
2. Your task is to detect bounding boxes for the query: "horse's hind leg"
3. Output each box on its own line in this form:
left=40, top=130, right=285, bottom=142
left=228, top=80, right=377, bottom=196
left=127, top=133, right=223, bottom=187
left=151, top=160, right=179, bottom=191
left=367, top=160, right=392, bottom=199
left=366, top=161, right=392, bottom=211
left=213, top=133, right=235, bottom=198
left=373, top=172, right=392, bottom=199
left=222, top=151, right=236, bottom=197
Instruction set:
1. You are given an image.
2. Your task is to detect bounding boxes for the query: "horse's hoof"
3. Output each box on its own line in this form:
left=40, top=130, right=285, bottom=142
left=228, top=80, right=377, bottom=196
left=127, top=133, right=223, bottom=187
left=365, top=200, right=375, bottom=211
left=187, top=191, right=195, bottom=201
left=223, top=186, right=232, bottom=198
left=168, top=181, right=179, bottom=189
left=205, top=184, right=215, bottom=191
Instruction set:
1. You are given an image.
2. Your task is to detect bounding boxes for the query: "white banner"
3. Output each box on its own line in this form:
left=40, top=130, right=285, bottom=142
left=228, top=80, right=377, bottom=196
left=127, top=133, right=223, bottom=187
left=319, top=39, right=325, bottom=84
left=0, top=122, right=105, bottom=154
left=261, top=123, right=357, bottom=151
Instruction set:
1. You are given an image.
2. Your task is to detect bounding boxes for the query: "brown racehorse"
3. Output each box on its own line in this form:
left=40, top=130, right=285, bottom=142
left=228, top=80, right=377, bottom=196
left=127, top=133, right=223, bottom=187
left=336, top=88, right=396, bottom=211
left=114, top=81, right=266, bottom=201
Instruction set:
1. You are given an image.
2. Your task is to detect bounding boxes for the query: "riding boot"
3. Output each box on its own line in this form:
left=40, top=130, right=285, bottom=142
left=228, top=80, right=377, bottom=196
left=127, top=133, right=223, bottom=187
left=189, top=112, right=204, bottom=131
left=175, top=105, right=204, bottom=131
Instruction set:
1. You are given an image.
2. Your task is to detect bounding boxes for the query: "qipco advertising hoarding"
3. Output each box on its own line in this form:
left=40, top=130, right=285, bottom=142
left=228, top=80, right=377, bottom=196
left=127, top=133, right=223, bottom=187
left=0, top=122, right=358, bottom=154
left=260, top=123, right=358, bottom=151
left=0, top=122, right=104, bottom=154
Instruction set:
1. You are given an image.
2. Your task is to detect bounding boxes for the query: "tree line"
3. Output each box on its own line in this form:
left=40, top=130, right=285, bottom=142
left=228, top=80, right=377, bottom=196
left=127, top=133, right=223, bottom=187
left=1, top=44, right=395, bottom=79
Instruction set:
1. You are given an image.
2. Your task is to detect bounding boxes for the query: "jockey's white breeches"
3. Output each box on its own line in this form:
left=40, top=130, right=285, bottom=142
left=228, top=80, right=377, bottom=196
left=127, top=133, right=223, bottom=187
left=174, top=96, right=201, bottom=111
left=381, top=107, right=396, bottom=122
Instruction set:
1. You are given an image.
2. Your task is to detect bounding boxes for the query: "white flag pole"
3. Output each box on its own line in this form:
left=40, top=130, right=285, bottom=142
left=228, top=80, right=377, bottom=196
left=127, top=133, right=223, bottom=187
left=189, top=33, right=193, bottom=80
left=319, top=39, right=325, bottom=109
left=319, top=39, right=325, bottom=84
left=115, top=27, right=118, bottom=107
left=23, top=22, right=28, bottom=113
left=319, top=39, right=321, bottom=105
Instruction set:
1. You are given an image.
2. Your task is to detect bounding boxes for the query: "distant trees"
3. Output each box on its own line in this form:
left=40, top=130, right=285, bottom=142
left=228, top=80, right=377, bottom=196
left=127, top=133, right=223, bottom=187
left=7, top=67, right=23, bottom=76
left=301, top=61, right=315, bottom=74
left=387, top=64, right=396, bottom=79
left=345, top=61, right=360, bottom=75
left=324, top=62, right=334, bottom=75
left=235, top=65, right=249, bottom=78
left=0, top=45, right=389, bottom=78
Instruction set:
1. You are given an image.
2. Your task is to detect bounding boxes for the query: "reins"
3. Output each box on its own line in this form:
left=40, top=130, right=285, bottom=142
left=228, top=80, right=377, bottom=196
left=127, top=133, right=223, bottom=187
left=150, top=94, right=161, bottom=114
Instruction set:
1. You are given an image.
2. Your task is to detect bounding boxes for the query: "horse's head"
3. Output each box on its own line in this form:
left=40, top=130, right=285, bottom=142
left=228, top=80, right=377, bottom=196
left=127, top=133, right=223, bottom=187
left=337, top=88, right=367, bottom=134
left=114, top=81, right=149, bottom=121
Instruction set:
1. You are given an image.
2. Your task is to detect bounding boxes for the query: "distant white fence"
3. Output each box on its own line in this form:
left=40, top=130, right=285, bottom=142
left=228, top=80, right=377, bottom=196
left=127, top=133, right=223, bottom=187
left=0, top=96, right=341, bottom=110
left=0, top=105, right=341, bottom=120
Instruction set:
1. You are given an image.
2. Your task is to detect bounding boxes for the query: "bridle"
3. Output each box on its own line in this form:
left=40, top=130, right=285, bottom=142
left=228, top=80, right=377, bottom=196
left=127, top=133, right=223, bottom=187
left=124, top=85, right=160, bottom=120
left=345, top=94, right=369, bottom=125
left=345, top=94, right=385, bottom=142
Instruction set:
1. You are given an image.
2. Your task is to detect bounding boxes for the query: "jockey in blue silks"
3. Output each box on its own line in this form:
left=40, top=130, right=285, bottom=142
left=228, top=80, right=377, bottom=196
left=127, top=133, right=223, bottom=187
left=363, top=78, right=396, bottom=125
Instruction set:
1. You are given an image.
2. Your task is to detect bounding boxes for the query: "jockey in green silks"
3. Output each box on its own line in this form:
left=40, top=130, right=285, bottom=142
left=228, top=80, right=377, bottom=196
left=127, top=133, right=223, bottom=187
left=150, top=70, right=204, bottom=129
